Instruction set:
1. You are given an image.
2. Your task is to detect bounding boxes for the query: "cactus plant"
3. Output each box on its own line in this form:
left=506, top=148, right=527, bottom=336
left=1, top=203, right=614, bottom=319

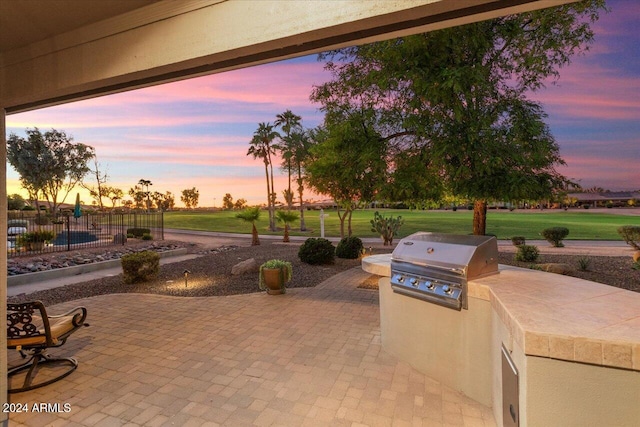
left=370, top=211, right=404, bottom=246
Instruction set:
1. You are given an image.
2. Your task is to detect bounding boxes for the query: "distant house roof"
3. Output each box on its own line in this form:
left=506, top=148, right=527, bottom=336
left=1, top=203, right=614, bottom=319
left=568, top=191, right=640, bottom=202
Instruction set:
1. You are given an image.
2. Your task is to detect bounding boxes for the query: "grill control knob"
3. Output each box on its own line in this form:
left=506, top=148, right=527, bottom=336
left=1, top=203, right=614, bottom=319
left=409, top=278, right=418, bottom=287
left=442, top=285, right=452, bottom=294
left=398, top=276, right=405, bottom=283
left=425, top=281, right=434, bottom=290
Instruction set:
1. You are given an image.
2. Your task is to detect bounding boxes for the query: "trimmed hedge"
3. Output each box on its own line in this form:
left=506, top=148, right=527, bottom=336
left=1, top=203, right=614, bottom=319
left=127, top=228, right=151, bottom=238
left=511, top=236, right=526, bottom=247
left=298, top=238, right=335, bottom=265
left=541, top=227, right=569, bottom=247
left=515, top=245, right=539, bottom=262
left=121, top=250, right=160, bottom=284
left=336, top=236, right=364, bottom=259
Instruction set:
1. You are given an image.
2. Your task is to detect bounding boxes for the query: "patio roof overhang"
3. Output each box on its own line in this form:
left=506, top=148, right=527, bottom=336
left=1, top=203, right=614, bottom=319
left=0, top=0, right=577, bottom=114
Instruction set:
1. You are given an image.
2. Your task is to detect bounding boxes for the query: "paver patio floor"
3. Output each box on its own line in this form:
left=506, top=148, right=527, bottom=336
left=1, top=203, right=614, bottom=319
left=7, top=268, right=496, bottom=427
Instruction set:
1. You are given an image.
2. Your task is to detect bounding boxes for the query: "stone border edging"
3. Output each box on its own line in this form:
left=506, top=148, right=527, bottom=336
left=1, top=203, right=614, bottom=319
left=7, top=248, right=188, bottom=287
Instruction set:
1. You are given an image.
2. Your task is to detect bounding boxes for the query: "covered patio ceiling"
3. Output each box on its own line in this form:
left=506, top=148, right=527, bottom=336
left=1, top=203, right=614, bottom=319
left=0, top=0, right=576, bottom=113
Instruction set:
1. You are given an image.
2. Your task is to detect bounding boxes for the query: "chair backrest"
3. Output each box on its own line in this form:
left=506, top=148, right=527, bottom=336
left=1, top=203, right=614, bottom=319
left=7, top=301, right=54, bottom=348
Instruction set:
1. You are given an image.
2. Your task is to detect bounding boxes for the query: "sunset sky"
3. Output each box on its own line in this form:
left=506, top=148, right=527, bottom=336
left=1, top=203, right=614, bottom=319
left=6, top=0, right=639, bottom=208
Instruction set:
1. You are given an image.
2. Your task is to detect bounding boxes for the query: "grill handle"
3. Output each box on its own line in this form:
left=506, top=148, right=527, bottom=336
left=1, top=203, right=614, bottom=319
left=390, top=259, right=466, bottom=278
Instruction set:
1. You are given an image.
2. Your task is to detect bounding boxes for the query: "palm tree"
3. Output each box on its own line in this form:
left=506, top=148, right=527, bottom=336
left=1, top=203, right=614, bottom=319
left=138, top=179, right=152, bottom=212
left=290, top=129, right=314, bottom=231
left=235, top=206, right=261, bottom=246
left=247, top=123, right=279, bottom=231
left=275, top=110, right=302, bottom=209
left=275, top=210, right=299, bottom=243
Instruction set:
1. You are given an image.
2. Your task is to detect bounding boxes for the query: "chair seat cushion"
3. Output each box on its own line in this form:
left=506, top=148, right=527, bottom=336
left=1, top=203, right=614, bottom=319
left=7, top=314, right=79, bottom=348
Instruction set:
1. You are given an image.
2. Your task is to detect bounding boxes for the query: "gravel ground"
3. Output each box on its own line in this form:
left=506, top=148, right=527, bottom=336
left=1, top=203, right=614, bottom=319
left=7, top=240, right=639, bottom=306
left=7, top=242, right=366, bottom=306
left=496, top=252, right=640, bottom=292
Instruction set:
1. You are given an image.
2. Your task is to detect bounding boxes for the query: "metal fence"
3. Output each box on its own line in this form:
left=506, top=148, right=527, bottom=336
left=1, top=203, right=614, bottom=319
left=7, top=211, right=164, bottom=257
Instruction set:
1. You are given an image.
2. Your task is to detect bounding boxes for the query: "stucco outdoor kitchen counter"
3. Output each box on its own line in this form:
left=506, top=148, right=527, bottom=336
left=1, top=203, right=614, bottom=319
left=362, top=254, right=640, bottom=371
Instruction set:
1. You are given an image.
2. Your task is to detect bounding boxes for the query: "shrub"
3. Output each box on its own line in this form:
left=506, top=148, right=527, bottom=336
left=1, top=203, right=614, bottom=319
left=34, top=215, right=50, bottom=225
left=370, top=211, right=404, bottom=246
left=336, top=236, right=364, bottom=259
left=511, top=236, right=526, bottom=246
left=618, top=225, right=640, bottom=250
left=577, top=256, right=591, bottom=271
left=541, top=227, right=569, bottom=247
left=515, top=245, right=539, bottom=262
left=121, top=250, right=160, bottom=284
left=582, top=204, right=590, bottom=209
left=127, top=228, right=151, bottom=238
left=18, top=230, right=55, bottom=243
left=298, top=238, right=335, bottom=265
left=142, top=233, right=153, bottom=241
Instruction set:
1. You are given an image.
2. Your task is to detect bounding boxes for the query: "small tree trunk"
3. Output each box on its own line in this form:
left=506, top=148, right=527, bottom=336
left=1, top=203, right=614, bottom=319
left=347, top=209, right=353, bottom=237
left=473, top=200, right=487, bottom=236
left=283, top=224, right=290, bottom=243
left=337, top=208, right=345, bottom=238
left=298, top=174, right=306, bottom=231
left=251, top=223, right=260, bottom=246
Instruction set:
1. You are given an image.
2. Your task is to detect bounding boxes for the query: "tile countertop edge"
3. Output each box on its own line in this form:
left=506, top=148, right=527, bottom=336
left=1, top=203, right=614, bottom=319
left=363, top=256, right=640, bottom=371
left=471, top=267, right=640, bottom=371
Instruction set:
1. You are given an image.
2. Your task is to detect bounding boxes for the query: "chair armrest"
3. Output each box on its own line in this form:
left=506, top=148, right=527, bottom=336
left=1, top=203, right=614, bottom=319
left=48, top=306, right=87, bottom=327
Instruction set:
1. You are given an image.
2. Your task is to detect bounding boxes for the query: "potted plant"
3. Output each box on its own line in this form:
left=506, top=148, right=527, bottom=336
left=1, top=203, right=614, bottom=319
left=259, top=259, right=292, bottom=295
left=17, top=229, right=56, bottom=251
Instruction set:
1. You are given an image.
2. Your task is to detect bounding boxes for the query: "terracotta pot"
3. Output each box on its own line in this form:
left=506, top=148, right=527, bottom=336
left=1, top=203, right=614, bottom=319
left=262, top=268, right=285, bottom=295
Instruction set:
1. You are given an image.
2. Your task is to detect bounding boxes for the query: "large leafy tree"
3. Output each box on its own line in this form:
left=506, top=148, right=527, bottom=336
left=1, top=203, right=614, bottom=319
left=108, top=187, right=124, bottom=208
left=306, top=111, right=387, bottom=238
left=7, top=128, right=94, bottom=215
left=180, top=187, right=199, bottom=209
left=153, top=191, right=176, bottom=211
left=247, top=122, right=280, bottom=231
left=128, top=185, right=145, bottom=209
left=311, top=0, right=606, bottom=235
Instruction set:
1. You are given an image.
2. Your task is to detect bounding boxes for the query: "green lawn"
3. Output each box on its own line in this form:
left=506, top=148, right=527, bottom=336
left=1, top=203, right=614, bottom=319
left=164, top=209, right=638, bottom=240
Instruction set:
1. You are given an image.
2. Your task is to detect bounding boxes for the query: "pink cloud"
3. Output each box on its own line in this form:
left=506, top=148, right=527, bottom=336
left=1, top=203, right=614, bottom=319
left=533, top=65, right=640, bottom=121
left=559, top=154, right=640, bottom=190
left=27, top=60, right=328, bottom=110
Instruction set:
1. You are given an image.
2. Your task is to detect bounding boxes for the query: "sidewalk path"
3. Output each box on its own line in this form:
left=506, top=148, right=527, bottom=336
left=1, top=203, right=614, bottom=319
left=166, top=228, right=634, bottom=257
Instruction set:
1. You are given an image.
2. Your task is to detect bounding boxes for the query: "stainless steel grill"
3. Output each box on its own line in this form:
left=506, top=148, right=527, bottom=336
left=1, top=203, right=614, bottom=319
left=390, top=232, right=499, bottom=310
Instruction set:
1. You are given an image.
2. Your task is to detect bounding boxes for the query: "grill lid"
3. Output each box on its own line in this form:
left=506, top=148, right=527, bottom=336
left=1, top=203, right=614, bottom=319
left=391, top=232, right=499, bottom=280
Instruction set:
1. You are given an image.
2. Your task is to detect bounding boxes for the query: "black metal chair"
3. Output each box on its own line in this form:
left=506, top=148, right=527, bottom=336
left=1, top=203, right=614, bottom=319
left=7, top=301, right=88, bottom=393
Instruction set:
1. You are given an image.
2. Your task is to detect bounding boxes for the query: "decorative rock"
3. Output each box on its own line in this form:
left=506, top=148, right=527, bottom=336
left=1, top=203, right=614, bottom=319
left=539, top=263, right=572, bottom=275
left=6, top=242, right=189, bottom=277
left=231, top=258, right=259, bottom=275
